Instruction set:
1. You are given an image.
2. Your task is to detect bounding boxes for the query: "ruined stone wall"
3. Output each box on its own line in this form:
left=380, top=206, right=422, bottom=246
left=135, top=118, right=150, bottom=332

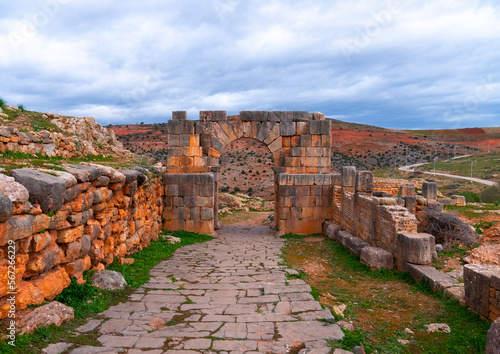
left=373, top=178, right=423, bottom=196
left=0, top=164, right=163, bottom=319
left=332, top=167, right=417, bottom=257
left=278, top=174, right=333, bottom=235
left=162, top=174, right=215, bottom=235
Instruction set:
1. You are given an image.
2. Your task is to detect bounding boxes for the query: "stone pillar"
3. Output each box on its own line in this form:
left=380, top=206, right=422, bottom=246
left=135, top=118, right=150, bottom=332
left=277, top=173, right=333, bottom=235
left=422, top=182, right=438, bottom=201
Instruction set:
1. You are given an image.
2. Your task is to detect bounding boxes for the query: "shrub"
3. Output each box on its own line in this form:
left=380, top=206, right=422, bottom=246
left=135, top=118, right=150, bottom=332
left=17, top=104, right=25, bottom=111
left=480, top=183, right=500, bottom=204
left=0, top=97, right=5, bottom=106
left=419, top=205, right=479, bottom=248
left=457, top=191, right=480, bottom=203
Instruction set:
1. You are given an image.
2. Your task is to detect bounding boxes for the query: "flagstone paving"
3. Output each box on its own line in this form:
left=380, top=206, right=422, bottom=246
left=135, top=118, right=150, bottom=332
left=47, top=226, right=343, bottom=354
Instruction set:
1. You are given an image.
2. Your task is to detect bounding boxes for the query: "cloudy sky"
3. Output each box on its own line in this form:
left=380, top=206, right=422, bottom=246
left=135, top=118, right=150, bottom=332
left=1, top=0, right=499, bottom=129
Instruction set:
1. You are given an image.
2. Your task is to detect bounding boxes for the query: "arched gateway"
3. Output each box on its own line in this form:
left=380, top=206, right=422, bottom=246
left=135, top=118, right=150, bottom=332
left=162, top=111, right=334, bottom=235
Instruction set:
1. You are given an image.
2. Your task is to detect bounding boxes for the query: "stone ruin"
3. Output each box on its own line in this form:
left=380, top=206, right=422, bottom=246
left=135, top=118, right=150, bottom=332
left=0, top=110, right=499, bottom=326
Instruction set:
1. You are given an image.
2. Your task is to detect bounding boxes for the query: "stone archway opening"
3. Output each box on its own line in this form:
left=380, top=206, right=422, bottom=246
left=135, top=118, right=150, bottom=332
left=163, top=110, right=334, bottom=235
left=218, top=137, right=275, bottom=226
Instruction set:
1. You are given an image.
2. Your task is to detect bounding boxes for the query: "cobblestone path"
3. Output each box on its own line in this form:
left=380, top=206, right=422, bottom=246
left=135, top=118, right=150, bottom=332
left=48, top=226, right=343, bottom=354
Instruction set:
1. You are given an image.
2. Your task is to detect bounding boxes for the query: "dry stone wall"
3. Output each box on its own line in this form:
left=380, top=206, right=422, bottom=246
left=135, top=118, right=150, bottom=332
left=0, top=164, right=163, bottom=319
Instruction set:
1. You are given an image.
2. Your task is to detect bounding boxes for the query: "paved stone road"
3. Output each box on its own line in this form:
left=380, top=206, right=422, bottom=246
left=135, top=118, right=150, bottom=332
left=46, top=226, right=343, bottom=354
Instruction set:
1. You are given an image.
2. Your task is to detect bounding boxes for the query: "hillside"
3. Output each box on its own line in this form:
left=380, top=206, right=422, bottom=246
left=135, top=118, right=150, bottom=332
left=0, top=102, right=135, bottom=171
left=111, top=118, right=499, bottom=168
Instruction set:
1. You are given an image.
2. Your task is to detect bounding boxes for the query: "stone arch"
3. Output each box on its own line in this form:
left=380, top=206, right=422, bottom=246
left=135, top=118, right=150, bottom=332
left=164, top=111, right=334, bottom=235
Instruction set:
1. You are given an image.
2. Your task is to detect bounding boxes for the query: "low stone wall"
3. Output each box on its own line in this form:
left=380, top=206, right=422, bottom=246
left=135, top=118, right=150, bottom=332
left=373, top=178, right=423, bottom=196
left=333, top=167, right=418, bottom=261
left=277, top=174, right=333, bottom=235
left=0, top=164, right=163, bottom=318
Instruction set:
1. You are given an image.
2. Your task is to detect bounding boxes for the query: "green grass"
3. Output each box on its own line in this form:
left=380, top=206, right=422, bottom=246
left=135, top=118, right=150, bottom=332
left=283, top=235, right=490, bottom=353
left=0, top=230, right=213, bottom=354
left=0, top=150, right=117, bottom=171
left=418, top=152, right=500, bottom=179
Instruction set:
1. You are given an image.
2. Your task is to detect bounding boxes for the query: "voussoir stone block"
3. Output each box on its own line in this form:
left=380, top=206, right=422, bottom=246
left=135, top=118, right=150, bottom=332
left=12, top=168, right=66, bottom=213
left=360, top=247, right=394, bottom=270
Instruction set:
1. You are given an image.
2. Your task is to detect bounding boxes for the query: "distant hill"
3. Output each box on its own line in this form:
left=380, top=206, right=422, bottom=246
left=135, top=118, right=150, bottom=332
left=109, top=119, right=500, bottom=199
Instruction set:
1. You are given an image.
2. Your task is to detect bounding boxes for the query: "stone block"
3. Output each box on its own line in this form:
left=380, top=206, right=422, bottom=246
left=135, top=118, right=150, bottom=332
left=360, top=247, right=394, bottom=270
left=451, top=195, right=467, bottom=207
left=398, top=232, right=436, bottom=267
left=439, top=198, right=457, bottom=206
left=172, top=111, right=187, bottom=120
left=337, top=231, right=370, bottom=256
left=293, top=111, right=313, bottom=121
left=464, top=264, right=500, bottom=317
left=32, top=267, right=71, bottom=300
left=342, top=166, right=356, bottom=188
left=313, top=112, right=326, bottom=121
left=404, top=196, right=417, bottom=214
left=0, top=174, right=29, bottom=203
left=407, top=264, right=458, bottom=291
left=422, top=182, right=438, bottom=200
left=201, top=208, right=214, bottom=221
left=280, top=122, right=296, bottom=136
left=355, top=171, right=373, bottom=195
left=200, top=111, right=227, bottom=121
left=323, top=221, right=340, bottom=240
left=12, top=168, right=66, bottom=213
left=0, top=215, right=34, bottom=246
left=0, top=193, right=13, bottom=223
left=399, top=184, right=416, bottom=197
left=487, top=318, right=500, bottom=354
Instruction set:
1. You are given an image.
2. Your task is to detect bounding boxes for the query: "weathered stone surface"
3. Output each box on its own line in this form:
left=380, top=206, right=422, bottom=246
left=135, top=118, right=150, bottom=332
left=92, top=270, right=127, bottom=290
left=337, top=231, right=370, bottom=256
left=444, top=285, right=466, bottom=306
left=407, top=264, right=458, bottom=291
left=0, top=214, right=34, bottom=246
left=32, top=267, right=71, bottom=300
left=37, top=168, right=77, bottom=188
left=0, top=173, right=29, bottom=203
left=323, top=221, right=340, bottom=240
left=11, top=168, right=66, bottom=213
left=422, top=182, right=438, bottom=200
left=18, top=301, right=74, bottom=334
left=360, top=247, right=394, bottom=270
left=487, top=318, right=500, bottom=354
left=464, top=264, right=500, bottom=318
left=398, top=232, right=437, bottom=266
left=0, top=192, right=13, bottom=222
left=277, top=321, right=344, bottom=341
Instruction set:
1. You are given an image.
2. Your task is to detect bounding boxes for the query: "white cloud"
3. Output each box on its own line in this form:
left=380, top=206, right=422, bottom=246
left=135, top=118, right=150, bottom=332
left=0, top=0, right=498, bottom=128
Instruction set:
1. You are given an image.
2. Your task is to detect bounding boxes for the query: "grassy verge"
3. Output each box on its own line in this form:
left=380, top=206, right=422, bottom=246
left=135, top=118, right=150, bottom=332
left=0, top=230, right=213, bottom=354
left=282, top=235, right=490, bottom=353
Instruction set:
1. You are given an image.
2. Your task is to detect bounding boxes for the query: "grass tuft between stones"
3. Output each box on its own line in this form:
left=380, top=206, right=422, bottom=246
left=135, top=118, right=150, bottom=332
left=0, top=230, right=213, bottom=354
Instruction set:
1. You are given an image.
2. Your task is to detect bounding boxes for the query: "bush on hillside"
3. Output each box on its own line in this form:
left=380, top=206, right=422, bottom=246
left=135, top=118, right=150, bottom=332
left=419, top=204, right=479, bottom=248
left=457, top=191, right=480, bottom=203
left=481, top=183, right=500, bottom=204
